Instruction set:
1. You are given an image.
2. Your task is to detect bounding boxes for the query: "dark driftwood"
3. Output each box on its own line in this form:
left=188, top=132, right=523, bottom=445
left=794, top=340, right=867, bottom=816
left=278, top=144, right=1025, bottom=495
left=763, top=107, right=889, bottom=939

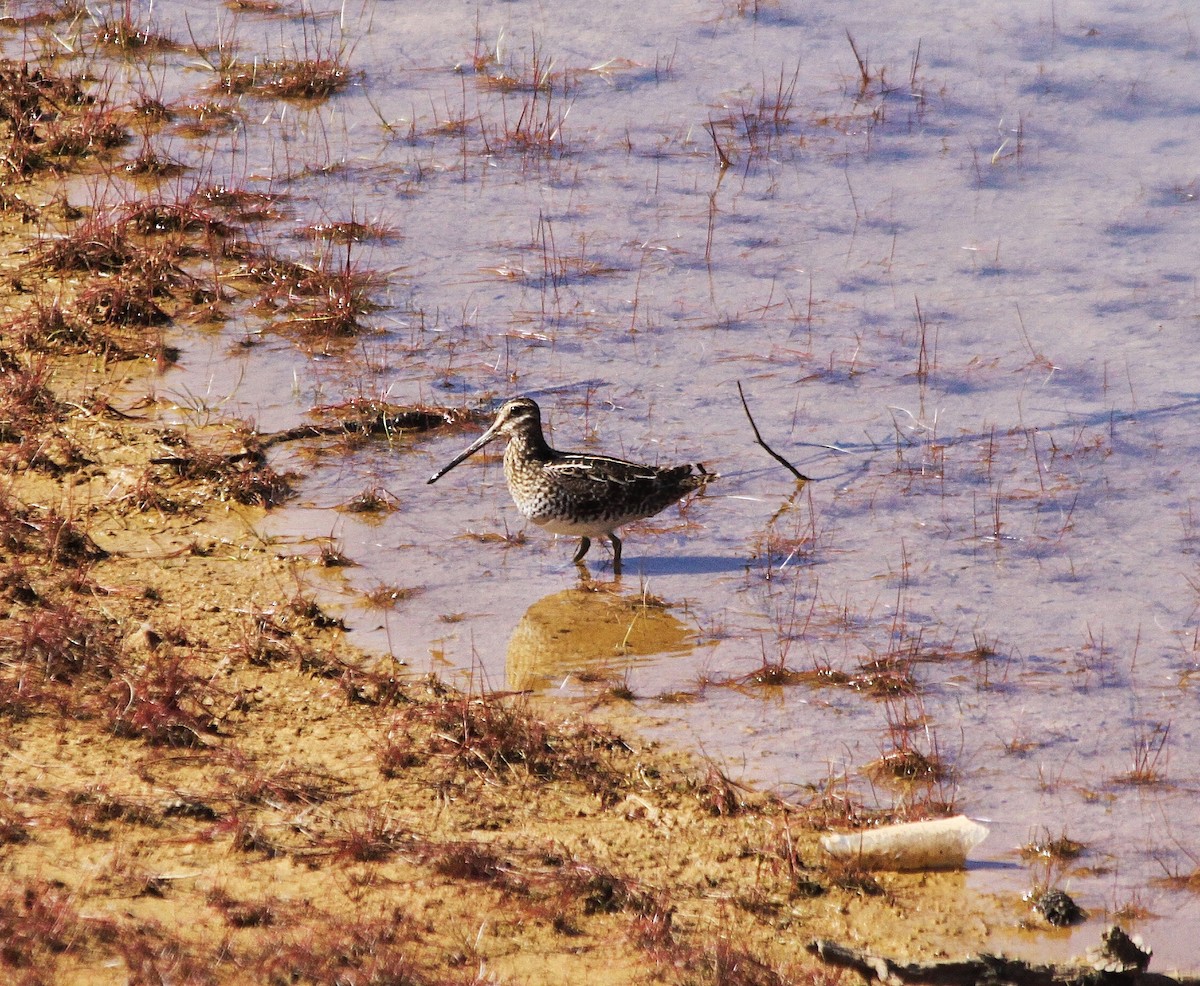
left=736, top=381, right=810, bottom=483
left=806, top=938, right=1200, bottom=986
left=148, top=404, right=466, bottom=475
left=258, top=403, right=467, bottom=448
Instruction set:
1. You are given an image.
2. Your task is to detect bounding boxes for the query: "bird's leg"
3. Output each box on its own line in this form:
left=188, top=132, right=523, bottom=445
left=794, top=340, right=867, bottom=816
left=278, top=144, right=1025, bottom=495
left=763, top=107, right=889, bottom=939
left=572, top=536, right=592, bottom=564
left=609, top=533, right=623, bottom=575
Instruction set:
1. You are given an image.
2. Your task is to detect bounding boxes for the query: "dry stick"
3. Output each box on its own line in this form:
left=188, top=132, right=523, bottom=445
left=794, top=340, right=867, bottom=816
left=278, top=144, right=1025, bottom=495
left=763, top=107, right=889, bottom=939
left=737, top=382, right=811, bottom=483
left=806, top=933, right=1190, bottom=986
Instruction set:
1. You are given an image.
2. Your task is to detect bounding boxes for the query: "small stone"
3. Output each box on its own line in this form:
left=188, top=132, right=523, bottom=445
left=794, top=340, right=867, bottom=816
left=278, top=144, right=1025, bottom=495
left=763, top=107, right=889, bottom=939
left=122, top=621, right=162, bottom=654
left=1032, top=888, right=1084, bottom=927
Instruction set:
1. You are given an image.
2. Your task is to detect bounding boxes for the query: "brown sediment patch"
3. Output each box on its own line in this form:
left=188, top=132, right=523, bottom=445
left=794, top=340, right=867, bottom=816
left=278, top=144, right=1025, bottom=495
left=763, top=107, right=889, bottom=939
left=0, top=55, right=1007, bottom=986
left=506, top=585, right=695, bottom=691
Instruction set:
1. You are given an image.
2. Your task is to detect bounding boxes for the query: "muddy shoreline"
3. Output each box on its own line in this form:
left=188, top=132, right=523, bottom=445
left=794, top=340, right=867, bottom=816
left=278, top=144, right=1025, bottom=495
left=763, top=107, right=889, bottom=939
left=0, top=349, right=1004, bottom=982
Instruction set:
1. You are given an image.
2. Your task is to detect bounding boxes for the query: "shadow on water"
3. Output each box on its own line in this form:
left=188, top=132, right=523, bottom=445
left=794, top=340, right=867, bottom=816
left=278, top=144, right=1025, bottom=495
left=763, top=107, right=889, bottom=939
left=795, top=397, right=1200, bottom=464
left=611, top=553, right=750, bottom=577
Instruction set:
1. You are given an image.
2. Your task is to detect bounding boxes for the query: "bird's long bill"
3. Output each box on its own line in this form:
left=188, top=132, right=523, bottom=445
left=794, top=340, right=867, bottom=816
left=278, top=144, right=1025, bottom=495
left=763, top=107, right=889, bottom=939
left=426, top=422, right=502, bottom=484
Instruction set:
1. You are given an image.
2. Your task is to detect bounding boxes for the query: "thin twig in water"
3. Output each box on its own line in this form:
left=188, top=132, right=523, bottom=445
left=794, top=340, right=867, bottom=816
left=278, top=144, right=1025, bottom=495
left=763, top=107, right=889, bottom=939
left=705, top=120, right=732, bottom=169
left=737, top=382, right=810, bottom=483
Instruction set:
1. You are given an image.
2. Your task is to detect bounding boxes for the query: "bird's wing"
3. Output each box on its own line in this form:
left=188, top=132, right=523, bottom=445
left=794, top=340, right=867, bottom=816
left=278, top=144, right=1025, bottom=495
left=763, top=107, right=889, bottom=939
left=542, top=454, right=663, bottom=490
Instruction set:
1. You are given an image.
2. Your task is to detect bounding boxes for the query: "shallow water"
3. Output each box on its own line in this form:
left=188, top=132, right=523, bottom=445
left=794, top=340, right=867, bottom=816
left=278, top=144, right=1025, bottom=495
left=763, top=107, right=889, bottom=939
left=14, top=0, right=1200, bottom=967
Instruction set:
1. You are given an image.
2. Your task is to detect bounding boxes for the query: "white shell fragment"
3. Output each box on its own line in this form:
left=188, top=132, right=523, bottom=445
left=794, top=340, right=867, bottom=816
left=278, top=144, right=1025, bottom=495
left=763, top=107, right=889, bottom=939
left=820, top=815, right=990, bottom=871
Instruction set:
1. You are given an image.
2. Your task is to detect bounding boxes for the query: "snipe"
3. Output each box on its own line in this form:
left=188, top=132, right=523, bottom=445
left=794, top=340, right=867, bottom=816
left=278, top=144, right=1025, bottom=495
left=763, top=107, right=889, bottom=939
left=428, top=397, right=713, bottom=572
